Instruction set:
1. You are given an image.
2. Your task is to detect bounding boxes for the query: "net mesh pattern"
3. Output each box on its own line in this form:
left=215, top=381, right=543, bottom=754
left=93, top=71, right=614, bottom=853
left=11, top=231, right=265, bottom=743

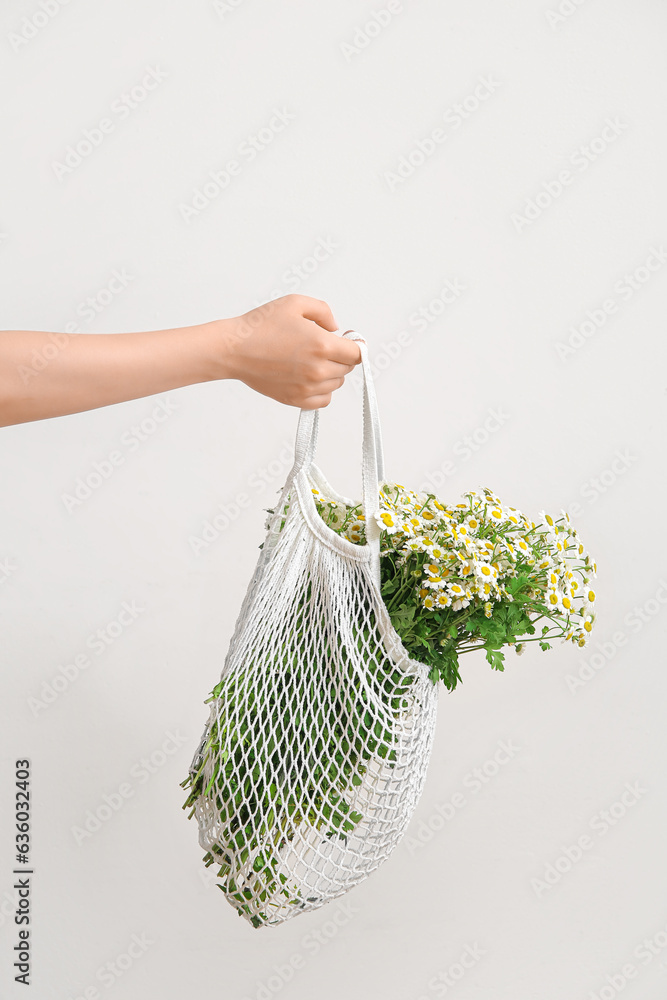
left=187, top=467, right=439, bottom=927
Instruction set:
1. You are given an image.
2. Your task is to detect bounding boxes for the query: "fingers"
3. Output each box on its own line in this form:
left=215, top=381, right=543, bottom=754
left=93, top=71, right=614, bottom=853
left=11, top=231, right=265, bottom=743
left=317, top=375, right=346, bottom=393
left=325, top=334, right=362, bottom=366
left=298, top=296, right=338, bottom=332
left=300, top=393, right=334, bottom=410
left=318, top=360, right=355, bottom=379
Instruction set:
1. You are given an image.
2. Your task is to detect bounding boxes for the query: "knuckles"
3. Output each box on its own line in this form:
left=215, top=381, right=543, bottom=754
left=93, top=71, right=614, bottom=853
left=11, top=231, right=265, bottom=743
left=309, top=363, right=330, bottom=383
left=309, top=336, right=331, bottom=360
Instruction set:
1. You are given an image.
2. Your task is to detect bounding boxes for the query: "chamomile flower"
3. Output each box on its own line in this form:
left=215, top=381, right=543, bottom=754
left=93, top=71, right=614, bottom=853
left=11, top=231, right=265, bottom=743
left=404, top=516, right=424, bottom=534
left=376, top=510, right=401, bottom=533
left=345, top=520, right=365, bottom=544
left=545, top=588, right=562, bottom=610
left=514, top=538, right=531, bottom=557
left=475, top=560, right=497, bottom=581
left=405, top=539, right=424, bottom=553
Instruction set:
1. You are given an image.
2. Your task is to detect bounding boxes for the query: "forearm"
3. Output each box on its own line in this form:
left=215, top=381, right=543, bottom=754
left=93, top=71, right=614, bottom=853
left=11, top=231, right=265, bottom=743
left=0, top=320, right=226, bottom=427
left=0, top=295, right=360, bottom=427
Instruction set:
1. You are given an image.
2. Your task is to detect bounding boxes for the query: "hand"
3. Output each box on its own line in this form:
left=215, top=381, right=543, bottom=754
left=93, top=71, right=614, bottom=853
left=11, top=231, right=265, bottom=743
left=217, top=294, right=362, bottom=409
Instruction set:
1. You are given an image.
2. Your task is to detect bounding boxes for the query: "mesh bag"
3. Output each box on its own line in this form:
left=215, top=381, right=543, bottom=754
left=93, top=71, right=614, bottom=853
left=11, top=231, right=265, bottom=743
left=184, top=332, right=439, bottom=927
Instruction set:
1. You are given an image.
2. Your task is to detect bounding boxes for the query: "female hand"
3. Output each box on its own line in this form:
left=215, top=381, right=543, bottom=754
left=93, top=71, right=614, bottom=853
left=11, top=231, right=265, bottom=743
left=217, top=294, right=362, bottom=409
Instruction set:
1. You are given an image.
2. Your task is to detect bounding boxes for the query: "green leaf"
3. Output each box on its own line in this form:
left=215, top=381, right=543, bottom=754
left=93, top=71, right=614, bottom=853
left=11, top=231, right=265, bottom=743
left=485, top=646, right=505, bottom=672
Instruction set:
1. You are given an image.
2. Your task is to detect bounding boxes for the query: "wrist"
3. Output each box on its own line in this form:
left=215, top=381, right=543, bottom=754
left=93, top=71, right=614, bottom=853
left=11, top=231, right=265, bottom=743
left=198, top=316, right=241, bottom=382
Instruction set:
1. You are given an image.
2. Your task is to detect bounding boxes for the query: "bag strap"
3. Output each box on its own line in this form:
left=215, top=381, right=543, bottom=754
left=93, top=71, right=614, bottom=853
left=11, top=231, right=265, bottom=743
left=271, top=333, right=385, bottom=588
left=344, top=331, right=385, bottom=485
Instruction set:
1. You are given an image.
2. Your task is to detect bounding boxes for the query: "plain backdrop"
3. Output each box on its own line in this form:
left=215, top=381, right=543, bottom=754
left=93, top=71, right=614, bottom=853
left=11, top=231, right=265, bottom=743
left=1, top=2, right=666, bottom=998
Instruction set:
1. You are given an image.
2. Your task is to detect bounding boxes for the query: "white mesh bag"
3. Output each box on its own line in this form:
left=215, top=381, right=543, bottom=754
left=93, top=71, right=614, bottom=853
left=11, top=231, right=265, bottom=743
left=184, top=332, right=439, bottom=928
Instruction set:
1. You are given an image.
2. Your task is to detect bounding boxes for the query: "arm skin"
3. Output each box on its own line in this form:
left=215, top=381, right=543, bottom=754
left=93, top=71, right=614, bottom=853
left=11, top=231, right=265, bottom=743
left=0, top=294, right=362, bottom=428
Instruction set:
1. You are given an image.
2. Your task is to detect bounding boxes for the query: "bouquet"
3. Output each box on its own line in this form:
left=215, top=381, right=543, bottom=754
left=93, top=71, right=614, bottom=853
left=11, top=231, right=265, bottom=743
left=307, top=482, right=597, bottom=689
left=182, top=480, right=597, bottom=925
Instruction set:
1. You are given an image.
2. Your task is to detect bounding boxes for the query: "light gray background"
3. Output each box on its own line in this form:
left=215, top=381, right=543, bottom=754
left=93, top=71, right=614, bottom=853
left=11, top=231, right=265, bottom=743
left=1, top=1, right=666, bottom=998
